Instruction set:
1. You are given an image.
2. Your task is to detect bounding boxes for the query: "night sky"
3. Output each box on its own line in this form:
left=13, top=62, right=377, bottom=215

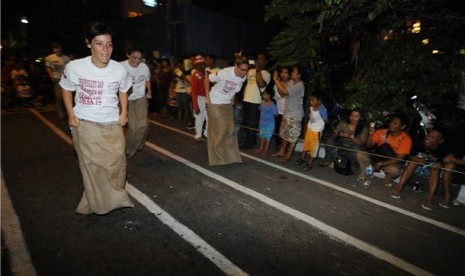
left=1, top=0, right=272, bottom=57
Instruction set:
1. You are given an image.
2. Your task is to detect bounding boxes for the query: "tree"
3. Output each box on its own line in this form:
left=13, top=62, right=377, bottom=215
left=265, top=0, right=465, bottom=120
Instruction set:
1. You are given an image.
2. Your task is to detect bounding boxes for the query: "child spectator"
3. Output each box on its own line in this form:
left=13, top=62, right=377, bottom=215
left=256, top=90, right=278, bottom=156
left=296, top=93, right=328, bottom=171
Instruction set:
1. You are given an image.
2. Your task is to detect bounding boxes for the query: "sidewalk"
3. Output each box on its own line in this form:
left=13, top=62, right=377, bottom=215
left=1, top=172, right=37, bottom=276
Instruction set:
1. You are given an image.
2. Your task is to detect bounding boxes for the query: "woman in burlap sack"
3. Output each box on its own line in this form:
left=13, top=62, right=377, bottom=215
left=205, top=54, right=249, bottom=166
left=60, top=22, right=134, bottom=215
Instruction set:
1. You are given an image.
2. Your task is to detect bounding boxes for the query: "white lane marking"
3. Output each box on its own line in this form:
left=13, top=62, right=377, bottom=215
left=30, top=109, right=73, bottom=145
left=144, top=141, right=434, bottom=276
left=149, top=119, right=465, bottom=237
left=125, top=183, right=248, bottom=276
left=149, top=119, right=195, bottom=138
left=31, top=110, right=248, bottom=276
left=1, top=172, right=38, bottom=276
left=242, top=153, right=465, bottom=237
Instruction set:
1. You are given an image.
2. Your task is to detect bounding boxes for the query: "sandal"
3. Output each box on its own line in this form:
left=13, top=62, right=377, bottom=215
left=303, top=163, right=313, bottom=171
left=295, top=158, right=305, bottom=165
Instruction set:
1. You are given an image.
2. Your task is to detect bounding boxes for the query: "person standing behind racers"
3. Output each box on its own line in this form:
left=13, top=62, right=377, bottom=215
left=272, top=66, right=305, bottom=162
left=205, top=54, right=249, bottom=166
left=60, top=22, right=134, bottom=215
left=273, top=66, right=292, bottom=150
left=241, top=52, right=271, bottom=149
left=190, top=54, right=208, bottom=143
left=120, top=47, right=152, bottom=158
left=45, top=42, right=70, bottom=119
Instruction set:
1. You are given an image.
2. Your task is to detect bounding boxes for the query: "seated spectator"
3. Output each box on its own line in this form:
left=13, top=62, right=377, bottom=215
left=356, top=114, right=412, bottom=186
left=442, top=149, right=465, bottom=207
left=319, top=108, right=368, bottom=176
left=390, top=127, right=451, bottom=210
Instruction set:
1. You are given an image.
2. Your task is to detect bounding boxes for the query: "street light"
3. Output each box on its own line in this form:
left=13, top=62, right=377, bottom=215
left=20, top=17, right=29, bottom=24
left=142, top=0, right=157, bottom=8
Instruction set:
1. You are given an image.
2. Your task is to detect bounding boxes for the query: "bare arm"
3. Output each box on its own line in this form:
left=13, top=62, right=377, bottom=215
left=204, top=74, right=211, bottom=105
left=118, top=92, right=128, bottom=126
left=145, top=80, right=152, bottom=99
left=256, top=69, right=266, bottom=88
left=273, top=71, right=289, bottom=97
left=63, top=89, right=79, bottom=126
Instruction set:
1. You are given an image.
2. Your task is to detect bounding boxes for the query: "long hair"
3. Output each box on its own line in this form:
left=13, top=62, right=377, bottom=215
left=346, top=108, right=365, bottom=137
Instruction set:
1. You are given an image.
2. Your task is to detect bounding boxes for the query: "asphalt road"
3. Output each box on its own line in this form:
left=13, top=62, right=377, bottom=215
left=1, top=107, right=465, bottom=276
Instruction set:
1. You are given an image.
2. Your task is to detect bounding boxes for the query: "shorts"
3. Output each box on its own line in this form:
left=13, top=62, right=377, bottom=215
left=302, top=128, right=321, bottom=157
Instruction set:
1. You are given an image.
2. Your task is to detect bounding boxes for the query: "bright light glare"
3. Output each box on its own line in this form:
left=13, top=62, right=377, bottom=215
left=432, top=50, right=439, bottom=54
left=142, top=0, right=157, bottom=7
left=21, top=17, right=28, bottom=24
left=422, top=39, right=429, bottom=45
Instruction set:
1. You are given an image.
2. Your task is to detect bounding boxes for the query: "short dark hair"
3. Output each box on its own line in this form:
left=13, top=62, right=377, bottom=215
left=86, top=22, right=113, bottom=43
left=50, top=42, right=62, bottom=49
left=262, top=89, right=274, bottom=98
left=126, top=47, right=142, bottom=55
left=205, top=54, right=216, bottom=61
left=392, top=114, right=409, bottom=127
left=310, top=91, right=323, bottom=101
left=429, top=126, right=447, bottom=140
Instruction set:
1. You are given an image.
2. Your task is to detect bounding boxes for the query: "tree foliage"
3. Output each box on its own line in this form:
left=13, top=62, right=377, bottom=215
left=265, top=0, right=465, bottom=119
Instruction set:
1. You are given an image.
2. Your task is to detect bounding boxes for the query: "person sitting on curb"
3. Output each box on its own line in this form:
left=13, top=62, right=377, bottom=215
left=356, top=114, right=412, bottom=187
left=440, top=149, right=465, bottom=208
left=390, top=127, right=451, bottom=210
left=319, top=108, right=368, bottom=178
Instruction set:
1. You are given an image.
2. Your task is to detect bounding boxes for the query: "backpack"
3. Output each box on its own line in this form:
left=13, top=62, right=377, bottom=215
left=334, top=153, right=353, bottom=175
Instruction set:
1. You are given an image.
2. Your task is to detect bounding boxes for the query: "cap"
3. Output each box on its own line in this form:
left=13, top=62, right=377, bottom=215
left=193, top=54, right=205, bottom=65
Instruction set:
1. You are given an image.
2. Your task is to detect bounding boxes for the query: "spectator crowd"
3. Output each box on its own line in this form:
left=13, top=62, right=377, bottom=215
left=2, top=25, right=465, bottom=213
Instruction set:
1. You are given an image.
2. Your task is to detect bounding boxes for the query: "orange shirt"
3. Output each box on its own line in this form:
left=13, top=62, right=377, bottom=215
left=372, top=129, right=412, bottom=155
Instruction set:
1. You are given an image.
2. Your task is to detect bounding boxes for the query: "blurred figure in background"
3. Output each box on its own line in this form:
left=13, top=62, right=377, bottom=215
left=45, top=42, right=70, bottom=119
left=121, top=47, right=152, bottom=158
left=241, top=52, right=271, bottom=149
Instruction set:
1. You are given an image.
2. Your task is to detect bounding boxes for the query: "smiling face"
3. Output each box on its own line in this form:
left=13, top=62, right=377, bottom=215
left=127, top=51, right=143, bottom=68
left=234, top=63, right=249, bottom=78
left=89, top=34, right=113, bottom=68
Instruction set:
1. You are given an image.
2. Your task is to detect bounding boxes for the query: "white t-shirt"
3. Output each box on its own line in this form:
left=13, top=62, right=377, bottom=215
left=208, top=67, right=246, bottom=104
left=59, top=56, right=132, bottom=123
left=120, top=60, right=150, bottom=101
left=274, top=80, right=293, bottom=115
left=243, top=69, right=271, bottom=104
left=308, top=105, right=327, bottom=132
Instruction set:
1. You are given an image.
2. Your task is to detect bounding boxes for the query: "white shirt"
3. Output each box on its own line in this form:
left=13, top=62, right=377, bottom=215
left=120, top=60, right=150, bottom=101
left=243, top=68, right=271, bottom=104
left=308, top=106, right=326, bottom=132
left=59, top=56, right=132, bottom=123
left=208, top=67, right=246, bottom=104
